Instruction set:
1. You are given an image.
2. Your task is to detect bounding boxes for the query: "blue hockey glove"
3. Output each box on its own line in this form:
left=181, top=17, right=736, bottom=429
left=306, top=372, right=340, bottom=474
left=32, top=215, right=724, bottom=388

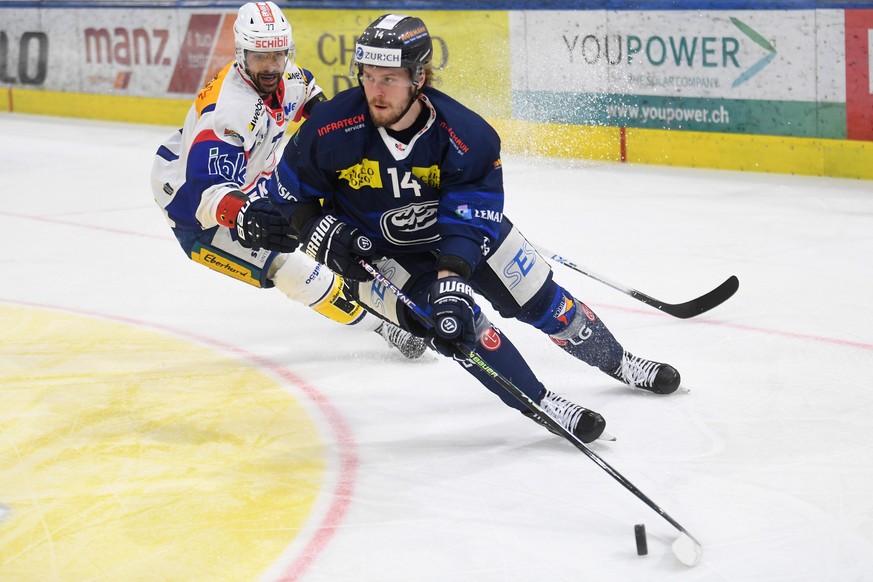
left=302, top=214, right=374, bottom=282
left=428, top=276, right=477, bottom=355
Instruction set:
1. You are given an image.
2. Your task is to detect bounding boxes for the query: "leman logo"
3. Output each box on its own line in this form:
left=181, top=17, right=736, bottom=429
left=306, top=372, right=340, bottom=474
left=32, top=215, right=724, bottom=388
left=729, top=17, right=776, bottom=87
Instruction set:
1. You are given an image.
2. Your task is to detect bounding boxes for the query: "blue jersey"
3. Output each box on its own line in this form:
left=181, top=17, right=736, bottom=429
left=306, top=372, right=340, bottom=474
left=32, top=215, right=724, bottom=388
left=274, top=86, right=505, bottom=274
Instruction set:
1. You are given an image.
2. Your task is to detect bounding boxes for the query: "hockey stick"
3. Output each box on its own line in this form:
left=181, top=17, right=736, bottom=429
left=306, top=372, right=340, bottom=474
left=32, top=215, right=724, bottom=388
left=533, top=243, right=738, bottom=319
left=358, top=259, right=704, bottom=567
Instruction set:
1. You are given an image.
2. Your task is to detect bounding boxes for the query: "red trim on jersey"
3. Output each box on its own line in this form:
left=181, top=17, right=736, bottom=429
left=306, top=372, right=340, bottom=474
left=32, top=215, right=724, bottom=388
left=191, top=129, right=222, bottom=147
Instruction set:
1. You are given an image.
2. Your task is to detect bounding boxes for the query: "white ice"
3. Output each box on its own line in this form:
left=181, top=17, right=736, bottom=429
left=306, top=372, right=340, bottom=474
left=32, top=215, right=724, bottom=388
left=2, top=113, right=873, bottom=581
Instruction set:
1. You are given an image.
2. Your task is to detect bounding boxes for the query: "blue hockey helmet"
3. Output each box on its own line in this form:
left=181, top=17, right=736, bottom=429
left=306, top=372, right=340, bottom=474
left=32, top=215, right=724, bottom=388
left=350, top=14, right=433, bottom=86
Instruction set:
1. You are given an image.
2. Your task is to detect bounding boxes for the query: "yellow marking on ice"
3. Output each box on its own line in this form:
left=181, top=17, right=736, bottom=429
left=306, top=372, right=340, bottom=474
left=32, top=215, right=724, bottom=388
left=0, top=305, right=324, bottom=580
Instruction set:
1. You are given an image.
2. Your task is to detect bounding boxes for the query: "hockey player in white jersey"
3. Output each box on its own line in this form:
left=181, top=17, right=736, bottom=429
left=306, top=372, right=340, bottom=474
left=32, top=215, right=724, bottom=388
left=150, top=1, right=425, bottom=358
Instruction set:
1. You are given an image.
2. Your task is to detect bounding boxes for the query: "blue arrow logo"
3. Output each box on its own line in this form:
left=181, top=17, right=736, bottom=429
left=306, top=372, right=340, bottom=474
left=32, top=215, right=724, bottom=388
left=731, top=17, right=777, bottom=88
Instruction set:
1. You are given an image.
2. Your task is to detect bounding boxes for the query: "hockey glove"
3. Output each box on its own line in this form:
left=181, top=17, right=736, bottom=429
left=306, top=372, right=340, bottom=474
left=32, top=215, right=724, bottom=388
left=428, top=276, right=477, bottom=356
left=217, top=192, right=298, bottom=253
left=302, top=214, right=374, bottom=282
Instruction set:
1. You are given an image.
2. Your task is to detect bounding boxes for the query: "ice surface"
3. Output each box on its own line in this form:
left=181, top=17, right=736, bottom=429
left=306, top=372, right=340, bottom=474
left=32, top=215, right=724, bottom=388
left=2, top=113, right=872, bottom=581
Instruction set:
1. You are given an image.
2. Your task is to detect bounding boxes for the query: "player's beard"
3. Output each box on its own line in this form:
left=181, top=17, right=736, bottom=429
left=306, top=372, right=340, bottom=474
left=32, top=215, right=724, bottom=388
left=254, top=71, right=281, bottom=95
left=368, top=93, right=413, bottom=128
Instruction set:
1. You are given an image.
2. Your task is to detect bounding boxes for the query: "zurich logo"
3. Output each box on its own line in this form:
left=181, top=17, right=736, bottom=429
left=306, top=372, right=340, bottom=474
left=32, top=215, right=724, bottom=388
left=356, top=46, right=364, bottom=60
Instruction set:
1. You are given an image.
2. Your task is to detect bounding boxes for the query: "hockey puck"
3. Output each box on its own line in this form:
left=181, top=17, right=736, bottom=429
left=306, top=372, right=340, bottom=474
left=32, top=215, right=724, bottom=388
left=635, top=524, right=648, bottom=556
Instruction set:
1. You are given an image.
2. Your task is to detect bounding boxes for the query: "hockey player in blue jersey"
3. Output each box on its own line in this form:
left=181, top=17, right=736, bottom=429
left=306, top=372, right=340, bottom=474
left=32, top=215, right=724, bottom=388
left=273, top=14, right=681, bottom=442
left=150, top=2, right=425, bottom=358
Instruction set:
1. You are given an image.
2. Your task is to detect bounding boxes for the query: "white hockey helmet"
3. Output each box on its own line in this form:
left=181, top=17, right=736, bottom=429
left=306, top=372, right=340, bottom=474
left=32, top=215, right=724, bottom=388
left=234, top=2, right=295, bottom=73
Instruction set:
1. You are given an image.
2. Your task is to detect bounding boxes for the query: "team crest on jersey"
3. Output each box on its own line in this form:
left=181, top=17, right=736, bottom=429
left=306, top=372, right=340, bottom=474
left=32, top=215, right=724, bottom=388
left=338, top=159, right=383, bottom=190
left=380, top=201, right=440, bottom=246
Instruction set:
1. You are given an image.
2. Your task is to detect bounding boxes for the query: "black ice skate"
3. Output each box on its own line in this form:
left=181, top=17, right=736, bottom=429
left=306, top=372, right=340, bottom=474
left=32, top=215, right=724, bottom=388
left=377, top=322, right=427, bottom=359
left=609, top=351, right=680, bottom=394
left=523, top=390, right=606, bottom=443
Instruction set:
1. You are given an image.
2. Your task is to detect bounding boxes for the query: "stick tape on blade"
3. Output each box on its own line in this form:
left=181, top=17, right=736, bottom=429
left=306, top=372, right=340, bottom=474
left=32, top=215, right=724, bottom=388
left=672, top=533, right=703, bottom=567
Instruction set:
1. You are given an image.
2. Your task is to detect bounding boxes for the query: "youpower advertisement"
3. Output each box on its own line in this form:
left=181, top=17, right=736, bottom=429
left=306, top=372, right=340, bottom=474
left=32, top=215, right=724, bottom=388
left=0, top=6, right=870, bottom=141
left=510, top=9, right=854, bottom=138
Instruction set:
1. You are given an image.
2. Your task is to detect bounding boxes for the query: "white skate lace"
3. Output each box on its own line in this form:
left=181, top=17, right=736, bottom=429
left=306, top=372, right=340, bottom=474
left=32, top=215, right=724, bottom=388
left=616, top=353, right=660, bottom=387
left=539, top=391, right=588, bottom=433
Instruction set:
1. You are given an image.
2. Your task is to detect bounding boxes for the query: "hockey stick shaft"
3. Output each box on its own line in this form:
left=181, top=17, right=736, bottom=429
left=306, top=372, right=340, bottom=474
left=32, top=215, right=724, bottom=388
left=358, top=259, right=701, bottom=546
left=533, top=243, right=738, bottom=319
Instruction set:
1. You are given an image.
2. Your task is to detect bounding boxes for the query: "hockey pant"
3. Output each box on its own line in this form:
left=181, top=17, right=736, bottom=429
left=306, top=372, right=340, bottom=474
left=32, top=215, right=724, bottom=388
left=169, top=225, right=379, bottom=329
left=349, top=217, right=624, bottom=411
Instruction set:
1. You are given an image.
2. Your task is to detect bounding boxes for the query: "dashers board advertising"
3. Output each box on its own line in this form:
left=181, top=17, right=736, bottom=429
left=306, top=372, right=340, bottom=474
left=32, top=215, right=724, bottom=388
left=510, top=9, right=855, bottom=138
left=1, top=4, right=870, bottom=142
left=0, top=8, right=509, bottom=120
left=845, top=9, right=873, bottom=140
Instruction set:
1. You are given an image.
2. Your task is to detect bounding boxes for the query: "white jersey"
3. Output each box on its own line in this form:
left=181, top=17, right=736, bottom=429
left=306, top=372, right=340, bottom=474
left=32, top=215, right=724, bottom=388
left=151, top=60, right=323, bottom=231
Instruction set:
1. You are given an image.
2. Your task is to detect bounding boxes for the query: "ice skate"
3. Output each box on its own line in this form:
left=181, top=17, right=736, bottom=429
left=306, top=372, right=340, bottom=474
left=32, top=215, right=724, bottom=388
left=609, top=351, right=680, bottom=394
left=377, top=322, right=427, bottom=359
left=523, top=390, right=606, bottom=443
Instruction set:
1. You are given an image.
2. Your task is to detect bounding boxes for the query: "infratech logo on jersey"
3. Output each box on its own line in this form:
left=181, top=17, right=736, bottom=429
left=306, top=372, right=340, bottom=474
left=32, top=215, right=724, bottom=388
left=317, top=114, right=366, bottom=136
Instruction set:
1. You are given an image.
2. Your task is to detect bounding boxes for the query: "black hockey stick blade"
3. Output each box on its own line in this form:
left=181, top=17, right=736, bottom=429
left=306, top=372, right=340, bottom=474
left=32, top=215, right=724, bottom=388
left=534, top=244, right=739, bottom=319
left=630, top=275, right=739, bottom=319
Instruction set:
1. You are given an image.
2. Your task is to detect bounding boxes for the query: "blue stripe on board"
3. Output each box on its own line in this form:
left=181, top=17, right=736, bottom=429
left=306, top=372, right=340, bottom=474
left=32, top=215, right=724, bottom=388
left=2, top=1, right=872, bottom=10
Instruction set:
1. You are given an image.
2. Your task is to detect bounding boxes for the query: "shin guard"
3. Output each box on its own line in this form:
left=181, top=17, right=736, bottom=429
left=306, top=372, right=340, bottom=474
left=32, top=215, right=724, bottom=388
left=271, top=253, right=369, bottom=326
left=548, top=294, right=624, bottom=372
